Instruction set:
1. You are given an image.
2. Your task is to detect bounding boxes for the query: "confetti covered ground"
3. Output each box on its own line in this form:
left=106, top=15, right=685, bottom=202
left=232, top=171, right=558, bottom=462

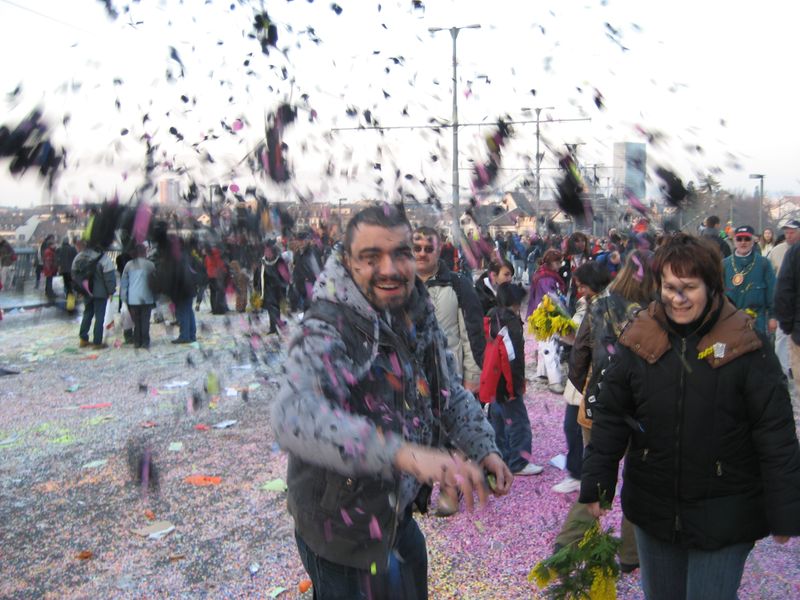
left=0, top=305, right=798, bottom=599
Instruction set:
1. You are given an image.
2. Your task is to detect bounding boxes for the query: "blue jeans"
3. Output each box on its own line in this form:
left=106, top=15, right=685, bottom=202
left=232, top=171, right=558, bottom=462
left=634, top=525, right=753, bottom=600
left=488, top=397, right=533, bottom=473
left=174, top=297, right=196, bottom=341
left=295, top=511, right=427, bottom=600
left=564, top=404, right=583, bottom=479
left=79, top=297, right=108, bottom=344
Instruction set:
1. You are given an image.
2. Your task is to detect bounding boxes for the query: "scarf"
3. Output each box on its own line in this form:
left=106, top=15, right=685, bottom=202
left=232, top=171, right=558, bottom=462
left=533, top=266, right=566, bottom=294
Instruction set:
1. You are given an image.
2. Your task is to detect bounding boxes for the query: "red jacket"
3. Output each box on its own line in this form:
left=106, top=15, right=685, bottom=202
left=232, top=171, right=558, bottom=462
left=43, top=246, right=58, bottom=277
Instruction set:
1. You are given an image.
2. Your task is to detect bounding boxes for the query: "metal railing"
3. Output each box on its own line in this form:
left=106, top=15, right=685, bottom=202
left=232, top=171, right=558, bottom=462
left=4, top=247, right=120, bottom=294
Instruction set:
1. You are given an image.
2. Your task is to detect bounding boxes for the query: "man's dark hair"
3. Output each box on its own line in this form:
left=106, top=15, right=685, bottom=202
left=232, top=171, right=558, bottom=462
left=343, top=203, right=411, bottom=255
left=652, top=233, right=724, bottom=299
left=573, top=261, right=612, bottom=294
left=706, top=215, right=721, bottom=228
left=496, top=282, right=526, bottom=308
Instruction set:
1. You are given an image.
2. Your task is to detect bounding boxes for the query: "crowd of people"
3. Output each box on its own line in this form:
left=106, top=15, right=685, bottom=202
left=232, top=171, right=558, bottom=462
left=3, top=203, right=800, bottom=599
left=5, top=225, right=332, bottom=348
left=270, top=205, right=799, bottom=600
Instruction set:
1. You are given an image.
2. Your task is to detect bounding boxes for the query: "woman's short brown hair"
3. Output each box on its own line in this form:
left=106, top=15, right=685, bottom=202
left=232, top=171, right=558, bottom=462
left=651, top=233, right=724, bottom=298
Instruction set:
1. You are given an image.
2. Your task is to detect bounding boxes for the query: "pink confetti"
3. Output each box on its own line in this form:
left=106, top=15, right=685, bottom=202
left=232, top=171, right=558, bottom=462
left=340, top=508, right=353, bottom=527
left=232, top=119, right=243, bottom=131
left=368, top=515, right=382, bottom=540
left=342, top=368, right=357, bottom=386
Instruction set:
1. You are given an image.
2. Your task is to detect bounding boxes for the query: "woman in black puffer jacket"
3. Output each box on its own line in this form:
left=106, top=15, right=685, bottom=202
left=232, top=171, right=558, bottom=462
left=579, top=233, right=800, bottom=600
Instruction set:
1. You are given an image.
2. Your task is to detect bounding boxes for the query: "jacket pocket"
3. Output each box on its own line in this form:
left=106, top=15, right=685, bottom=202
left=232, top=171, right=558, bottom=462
left=320, top=471, right=358, bottom=512
left=713, top=459, right=758, bottom=487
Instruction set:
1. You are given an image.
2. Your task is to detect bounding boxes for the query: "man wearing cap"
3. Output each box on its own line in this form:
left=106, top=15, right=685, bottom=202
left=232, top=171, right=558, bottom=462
left=723, top=225, right=777, bottom=334
left=768, top=220, right=800, bottom=275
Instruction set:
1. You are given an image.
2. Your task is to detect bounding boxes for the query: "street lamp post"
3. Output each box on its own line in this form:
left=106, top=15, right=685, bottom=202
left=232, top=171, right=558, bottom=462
left=749, top=173, right=765, bottom=232
left=429, top=24, right=480, bottom=250
left=533, top=106, right=553, bottom=234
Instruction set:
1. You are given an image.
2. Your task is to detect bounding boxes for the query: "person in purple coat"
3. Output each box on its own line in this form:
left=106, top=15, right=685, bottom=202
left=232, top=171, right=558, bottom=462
left=529, top=249, right=568, bottom=393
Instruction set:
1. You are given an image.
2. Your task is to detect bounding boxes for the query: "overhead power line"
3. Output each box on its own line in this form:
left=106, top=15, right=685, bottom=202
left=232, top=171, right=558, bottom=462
left=329, top=116, right=590, bottom=133
left=0, top=0, right=94, bottom=35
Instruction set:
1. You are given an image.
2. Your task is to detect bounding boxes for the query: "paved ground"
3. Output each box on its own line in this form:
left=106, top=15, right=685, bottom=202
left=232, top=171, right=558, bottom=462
left=0, top=279, right=56, bottom=312
left=0, top=304, right=798, bottom=599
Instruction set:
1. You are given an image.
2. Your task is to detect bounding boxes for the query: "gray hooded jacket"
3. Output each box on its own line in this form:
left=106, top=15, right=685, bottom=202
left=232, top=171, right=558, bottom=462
left=272, top=251, right=498, bottom=570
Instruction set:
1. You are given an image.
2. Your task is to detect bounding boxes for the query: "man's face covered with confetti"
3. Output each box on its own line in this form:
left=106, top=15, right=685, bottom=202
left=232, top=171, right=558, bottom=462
left=344, top=223, right=416, bottom=311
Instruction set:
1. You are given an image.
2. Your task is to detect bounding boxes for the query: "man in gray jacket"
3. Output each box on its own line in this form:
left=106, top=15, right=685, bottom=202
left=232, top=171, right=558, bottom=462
left=272, top=204, right=511, bottom=599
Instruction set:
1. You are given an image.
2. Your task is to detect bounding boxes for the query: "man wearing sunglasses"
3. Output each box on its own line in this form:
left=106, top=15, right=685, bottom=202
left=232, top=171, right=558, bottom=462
left=723, top=225, right=777, bottom=334
left=413, top=226, right=487, bottom=517
left=413, top=227, right=486, bottom=393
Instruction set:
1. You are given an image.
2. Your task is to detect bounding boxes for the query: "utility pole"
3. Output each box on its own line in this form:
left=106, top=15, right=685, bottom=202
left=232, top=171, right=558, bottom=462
left=429, top=24, right=481, bottom=250
left=729, top=193, right=734, bottom=225
left=534, top=106, right=553, bottom=234
left=749, top=173, right=765, bottom=232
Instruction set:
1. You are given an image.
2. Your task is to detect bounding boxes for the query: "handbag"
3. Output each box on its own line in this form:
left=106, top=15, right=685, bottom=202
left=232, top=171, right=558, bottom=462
left=120, top=303, right=134, bottom=331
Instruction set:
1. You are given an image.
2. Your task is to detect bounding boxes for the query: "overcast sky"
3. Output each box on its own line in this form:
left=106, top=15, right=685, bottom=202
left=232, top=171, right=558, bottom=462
left=0, top=0, right=797, bottom=208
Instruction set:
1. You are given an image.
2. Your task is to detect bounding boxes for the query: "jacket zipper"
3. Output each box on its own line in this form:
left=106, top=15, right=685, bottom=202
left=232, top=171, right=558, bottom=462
left=383, top=336, right=409, bottom=567
left=674, top=337, right=686, bottom=537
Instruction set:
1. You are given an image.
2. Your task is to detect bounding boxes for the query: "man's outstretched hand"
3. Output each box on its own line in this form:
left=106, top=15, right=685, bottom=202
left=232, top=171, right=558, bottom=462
left=480, top=452, right=513, bottom=496
left=395, top=444, right=494, bottom=512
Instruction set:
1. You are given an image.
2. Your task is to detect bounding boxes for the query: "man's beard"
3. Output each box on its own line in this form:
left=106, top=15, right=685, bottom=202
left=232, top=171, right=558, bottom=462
left=367, top=275, right=411, bottom=311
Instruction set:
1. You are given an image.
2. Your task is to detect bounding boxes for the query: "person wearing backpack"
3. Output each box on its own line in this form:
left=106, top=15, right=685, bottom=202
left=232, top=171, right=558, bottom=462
left=483, top=282, right=543, bottom=476
left=72, top=241, right=117, bottom=349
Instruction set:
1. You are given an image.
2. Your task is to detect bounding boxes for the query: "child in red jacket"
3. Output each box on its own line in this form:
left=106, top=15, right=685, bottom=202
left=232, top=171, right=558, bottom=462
left=486, top=283, right=543, bottom=476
